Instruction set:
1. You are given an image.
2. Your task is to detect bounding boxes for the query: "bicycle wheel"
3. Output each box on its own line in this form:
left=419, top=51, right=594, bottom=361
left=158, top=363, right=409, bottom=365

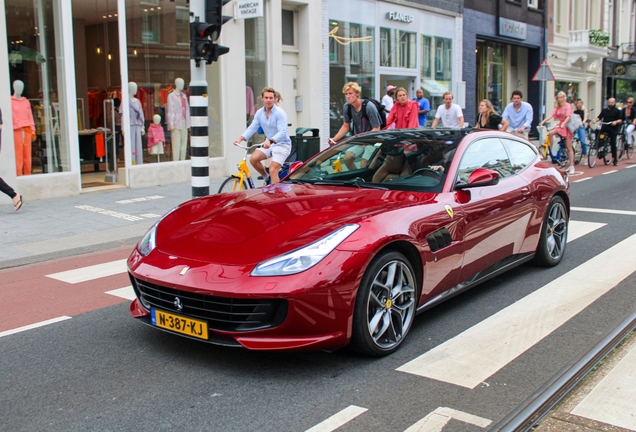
left=603, top=144, right=612, bottom=165
left=617, top=135, right=625, bottom=161
left=587, top=141, right=597, bottom=168
left=627, top=141, right=634, bottom=159
left=218, top=175, right=248, bottom=193
left=573, top=138, right=582, bottom=165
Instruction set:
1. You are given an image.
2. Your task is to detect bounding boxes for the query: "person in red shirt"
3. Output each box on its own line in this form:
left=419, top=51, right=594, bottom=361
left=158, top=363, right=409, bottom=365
left=385, top=88, right=419, bottom=129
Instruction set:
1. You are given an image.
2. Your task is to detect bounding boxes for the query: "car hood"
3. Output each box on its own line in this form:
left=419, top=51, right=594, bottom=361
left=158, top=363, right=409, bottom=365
left=155, top=183, right=436, bottom=265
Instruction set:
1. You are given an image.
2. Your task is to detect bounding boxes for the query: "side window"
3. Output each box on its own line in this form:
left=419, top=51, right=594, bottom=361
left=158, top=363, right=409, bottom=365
left=501, top=138, right=538, bottom=172
left=456, top=138, right=513, bottom=183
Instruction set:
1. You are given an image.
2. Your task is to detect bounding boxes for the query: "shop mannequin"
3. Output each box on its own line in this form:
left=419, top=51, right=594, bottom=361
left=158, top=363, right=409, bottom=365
left=147, top=114, right=165, bottom=162
left=11, top=80, right=36, bottom=176
left=167, top=77, right=190, bottom=161
left=123, top=81, right=145, bottom=165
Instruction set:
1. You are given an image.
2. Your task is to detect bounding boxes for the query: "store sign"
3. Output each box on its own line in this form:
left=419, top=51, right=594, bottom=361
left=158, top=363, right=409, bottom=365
left=235, top=0, right=263, bottom=19
left=141, top=30, right=157, bottom=43
left=499, top=18, right=526, bottom=40
left=386, top=11, right=414, bottom=23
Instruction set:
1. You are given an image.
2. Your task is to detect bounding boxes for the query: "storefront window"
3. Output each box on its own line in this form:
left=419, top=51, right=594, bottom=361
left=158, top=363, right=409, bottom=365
left=7, top=0, right=70, bottom=175
left=555, top=81, right=579, bottom=103
left=245, top=14, right=267, bottom=145
left=476, top=42, right=505, bottom=114
left=420, top=35, right=453, bottom=124
left=379, top=28, right=416, bottom=68
left=124, top=0, right=192, bottom=164
left=328, top=20, right=375, bottom=137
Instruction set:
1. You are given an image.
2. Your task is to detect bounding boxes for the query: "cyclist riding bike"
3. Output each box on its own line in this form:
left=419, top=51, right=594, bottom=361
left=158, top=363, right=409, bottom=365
left=538, top=91, right=575, bottom=174
left=594, top=97, right=623, bottom=166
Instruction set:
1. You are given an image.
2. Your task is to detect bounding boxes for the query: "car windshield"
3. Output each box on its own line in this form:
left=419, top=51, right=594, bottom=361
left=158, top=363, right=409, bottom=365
left=287, top=129, right=469, bottom=192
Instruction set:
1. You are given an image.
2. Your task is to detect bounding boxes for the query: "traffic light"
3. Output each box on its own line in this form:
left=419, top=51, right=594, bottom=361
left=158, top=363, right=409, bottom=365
left=189, top=0, right=231, bottom=66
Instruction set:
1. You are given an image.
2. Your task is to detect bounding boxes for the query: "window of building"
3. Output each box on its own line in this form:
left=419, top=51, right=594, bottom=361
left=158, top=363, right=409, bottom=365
left=328, top=19, right=375, bottom=138
left=555, top=0, right=567, bottom=34
left=476, top=41, right=505, bottom=114
left=528, top=0, right=539, bottom=9
left=379, top=28, right=416, bottom=68
left=282, top=9, right=294, bottom=46
left=554, top=81, right=579, bottom=103
left=421, top=36, right=432, bottom=79
left=7, top=0, right=70, bottom=176
left=245, top=13, right=268, bottom=142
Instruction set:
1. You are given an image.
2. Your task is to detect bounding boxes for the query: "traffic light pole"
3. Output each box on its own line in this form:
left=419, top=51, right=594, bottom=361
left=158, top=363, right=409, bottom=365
left=190, top=0, right=210, bottom=198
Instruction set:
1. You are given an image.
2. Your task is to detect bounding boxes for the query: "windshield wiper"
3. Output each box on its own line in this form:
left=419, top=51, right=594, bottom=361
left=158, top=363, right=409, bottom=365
left=312, top=179, right=388, bottom=190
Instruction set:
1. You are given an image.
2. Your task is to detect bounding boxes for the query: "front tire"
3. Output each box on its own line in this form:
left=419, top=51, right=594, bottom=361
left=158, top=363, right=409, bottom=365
left=349, top=251, right=418, bottom=356
left=627, top=141, right=634, bottom=159
left=573, top=139, right=582, bottom=165
left=588, top=141, right=597, bottom=167
left=218, top=176, right=248, bottom=193
left=533, top=196, right=568, bottom=267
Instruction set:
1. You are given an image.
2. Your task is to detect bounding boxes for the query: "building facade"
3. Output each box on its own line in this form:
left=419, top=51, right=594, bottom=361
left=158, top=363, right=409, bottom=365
left=463, top=0, right=546, bottom=128
left=327, top=0, right=463, bottom=133
left=0, top=0, right=324, bottom=202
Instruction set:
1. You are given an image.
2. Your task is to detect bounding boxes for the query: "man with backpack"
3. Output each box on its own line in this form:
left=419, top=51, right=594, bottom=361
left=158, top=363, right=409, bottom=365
left=329, top=82, right=383, bottom=170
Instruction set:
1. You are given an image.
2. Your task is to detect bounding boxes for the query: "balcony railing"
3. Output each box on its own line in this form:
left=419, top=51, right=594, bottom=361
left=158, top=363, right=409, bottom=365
left=567, top=30, right=608, bottom=65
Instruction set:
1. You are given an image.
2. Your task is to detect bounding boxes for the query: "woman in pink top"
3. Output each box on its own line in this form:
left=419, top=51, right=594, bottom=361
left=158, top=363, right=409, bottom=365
left=539, top=91, right=574, bottom=174
left=385, top=88, right=420, bottom=129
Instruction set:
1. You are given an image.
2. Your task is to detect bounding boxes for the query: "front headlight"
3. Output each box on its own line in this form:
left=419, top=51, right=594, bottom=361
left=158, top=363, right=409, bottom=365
left=251, top=224, right=360, bottom=276
left=137, top=223, right=157, bottom=257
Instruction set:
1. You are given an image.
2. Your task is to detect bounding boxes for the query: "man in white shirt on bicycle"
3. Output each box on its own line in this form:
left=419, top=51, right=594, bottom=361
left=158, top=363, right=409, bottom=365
left=234, top=87, right=292, bottom=184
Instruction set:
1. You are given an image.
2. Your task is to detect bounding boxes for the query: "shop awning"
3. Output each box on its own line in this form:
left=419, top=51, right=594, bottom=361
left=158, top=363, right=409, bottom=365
left=422, top=80, right=449, bottom=96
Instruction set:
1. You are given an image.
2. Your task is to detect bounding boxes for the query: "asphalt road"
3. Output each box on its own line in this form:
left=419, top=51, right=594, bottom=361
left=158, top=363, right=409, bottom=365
left=2, top=164, right=636, bottom=432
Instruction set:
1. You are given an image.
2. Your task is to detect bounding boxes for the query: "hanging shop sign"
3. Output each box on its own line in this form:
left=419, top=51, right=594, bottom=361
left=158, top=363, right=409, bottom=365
left=499, top=18, right=526, bottom=40
left=235, top=0, right=263, bottom=19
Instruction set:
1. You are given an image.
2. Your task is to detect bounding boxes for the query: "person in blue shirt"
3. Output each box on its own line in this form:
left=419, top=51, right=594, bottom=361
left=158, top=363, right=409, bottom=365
left=234, top=87, right=292, bottom=184
left=413, top=88, right=430, bottom=127
left=502, top=90, right=534, bottom=139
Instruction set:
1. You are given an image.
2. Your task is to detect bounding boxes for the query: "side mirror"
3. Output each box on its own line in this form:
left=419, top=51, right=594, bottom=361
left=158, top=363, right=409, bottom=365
left=288, top=161, right=303, bottom=174
left=455, top=168, right=500, bottom=190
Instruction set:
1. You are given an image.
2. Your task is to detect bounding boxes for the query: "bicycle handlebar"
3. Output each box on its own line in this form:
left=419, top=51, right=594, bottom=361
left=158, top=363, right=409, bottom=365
left=233, top=142, right=264, bottom=150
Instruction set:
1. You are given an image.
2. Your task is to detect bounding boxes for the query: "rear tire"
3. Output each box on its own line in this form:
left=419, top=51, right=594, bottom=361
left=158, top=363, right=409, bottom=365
left=533, top=196, right=568, bottom=267
left=602, top=139, right=612, bottom=165
left=573, top=139, right=582, bottom=165
left=588, top=141, right=597, bottom=168
left=617, top=135, right=625, bottom=161
left=627, top=142, right=634, bottom=159
left=218, top=176, right=248, bottom=194
left=349, top=251, right=417, bottom=356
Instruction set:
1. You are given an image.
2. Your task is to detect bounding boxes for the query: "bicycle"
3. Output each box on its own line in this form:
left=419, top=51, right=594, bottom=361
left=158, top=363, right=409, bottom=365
left=616, top=123, right=634, bottom=161
left=537, top=125, right=582, bottom=167
left=217, top=143, right=299, bottom=193
left=587, top=121, right=614, bottom=168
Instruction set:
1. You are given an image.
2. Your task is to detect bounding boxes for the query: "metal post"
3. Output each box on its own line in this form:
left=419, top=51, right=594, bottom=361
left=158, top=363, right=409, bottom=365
left=190, top=0, right=210, bottom=198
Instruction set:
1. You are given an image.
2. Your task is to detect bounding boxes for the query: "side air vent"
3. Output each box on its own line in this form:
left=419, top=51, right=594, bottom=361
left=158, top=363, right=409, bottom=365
left=427, top=228, right=453, bottom=252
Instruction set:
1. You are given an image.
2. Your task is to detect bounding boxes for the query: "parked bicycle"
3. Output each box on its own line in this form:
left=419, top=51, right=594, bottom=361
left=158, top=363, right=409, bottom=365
left=537, top=125, right=582, bottom=167
left=218, top=143, right=299, bottom=193
left=616, top=123, right=634, bottom=161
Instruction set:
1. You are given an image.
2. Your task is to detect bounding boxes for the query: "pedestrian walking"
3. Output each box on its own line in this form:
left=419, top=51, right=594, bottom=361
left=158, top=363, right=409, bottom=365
left=385, top=88, right=420, bottom=129
left=539, top=91, right=575, bottom=173
left=381, top=85, right=396, bottom=116
left=502, top=90, right=533, bottom=139
left=431, top=92, right=464, bottom=128
left=412, top=88, right=430, bottom=127
left=475, top=99, right=508, bottom=130
left=0, top=108, right=23, bottom=211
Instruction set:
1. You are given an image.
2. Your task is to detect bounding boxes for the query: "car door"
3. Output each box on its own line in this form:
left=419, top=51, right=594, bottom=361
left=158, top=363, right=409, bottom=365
left=454, top=137, right=535, bottom=281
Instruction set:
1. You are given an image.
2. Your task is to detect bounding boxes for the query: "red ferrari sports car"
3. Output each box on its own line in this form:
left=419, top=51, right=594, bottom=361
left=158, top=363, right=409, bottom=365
left=128, top=128, right=570, bottom=356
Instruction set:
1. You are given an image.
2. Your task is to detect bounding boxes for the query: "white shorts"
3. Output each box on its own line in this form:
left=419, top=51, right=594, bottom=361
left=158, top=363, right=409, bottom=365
left=346, top=145, right=375, bottom=160
left=255, top=144, right=291, bottom=165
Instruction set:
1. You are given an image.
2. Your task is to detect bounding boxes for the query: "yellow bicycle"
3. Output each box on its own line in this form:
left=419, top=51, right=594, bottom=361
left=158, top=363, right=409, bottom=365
left=217, top=143, right=262, bottom=193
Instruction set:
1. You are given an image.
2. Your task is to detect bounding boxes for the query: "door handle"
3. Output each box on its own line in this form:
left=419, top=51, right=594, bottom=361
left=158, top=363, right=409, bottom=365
left=521, top=187, right=530, bottom=196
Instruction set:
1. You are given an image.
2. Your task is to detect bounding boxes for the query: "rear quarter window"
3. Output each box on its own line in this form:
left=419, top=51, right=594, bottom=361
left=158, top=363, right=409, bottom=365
left=501, top=138, right=538, bottom=172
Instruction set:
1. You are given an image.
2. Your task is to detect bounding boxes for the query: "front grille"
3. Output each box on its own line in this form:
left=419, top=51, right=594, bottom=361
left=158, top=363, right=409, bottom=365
left=130, top=274, right=288, bottom=332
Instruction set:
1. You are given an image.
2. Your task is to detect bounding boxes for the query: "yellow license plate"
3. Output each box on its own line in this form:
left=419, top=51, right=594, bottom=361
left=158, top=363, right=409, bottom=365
left=151, top=309, right=208, bottom=340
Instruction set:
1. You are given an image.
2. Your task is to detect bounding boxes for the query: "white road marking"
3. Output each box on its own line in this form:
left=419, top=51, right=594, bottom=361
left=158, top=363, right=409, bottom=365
left=115, top=195, right=164, bottom=204
left=105, top=286, right=135, bottom=300
left=75, top=205, right=144, bottom=221
left=46, top=259, right=127, bottom=284
left=567, top=220, right=606, bottom=242
left=404, top=407, right=491, bottom=432
left=571, top=343, right=636, bottom=430
left=304, top=405, right=368, bottom=432
left=626, top=164, right=636, bottom=169
left=140, top=213, right=161, bottom=218
left=572, top=177, right=591, bottom=183
left=572, top=206, right=636, bottom=216
left=397, top=233, right=636, bottom=389
left=602, top=170, right=617, bottom=175
left=0, top=316, right=72, bottom=338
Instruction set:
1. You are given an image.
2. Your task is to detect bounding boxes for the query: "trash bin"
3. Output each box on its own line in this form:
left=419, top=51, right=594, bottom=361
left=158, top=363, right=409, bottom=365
left=293, top=128, right=320, bottom=162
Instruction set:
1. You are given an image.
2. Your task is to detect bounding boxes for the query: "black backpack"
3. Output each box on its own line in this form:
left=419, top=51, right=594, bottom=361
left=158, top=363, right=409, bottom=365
left=347, top=97, right=387, bottom=132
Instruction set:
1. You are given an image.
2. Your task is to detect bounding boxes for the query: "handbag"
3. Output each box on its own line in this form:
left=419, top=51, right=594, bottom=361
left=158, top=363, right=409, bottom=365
left=566, top=114, right=583, bottom=133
